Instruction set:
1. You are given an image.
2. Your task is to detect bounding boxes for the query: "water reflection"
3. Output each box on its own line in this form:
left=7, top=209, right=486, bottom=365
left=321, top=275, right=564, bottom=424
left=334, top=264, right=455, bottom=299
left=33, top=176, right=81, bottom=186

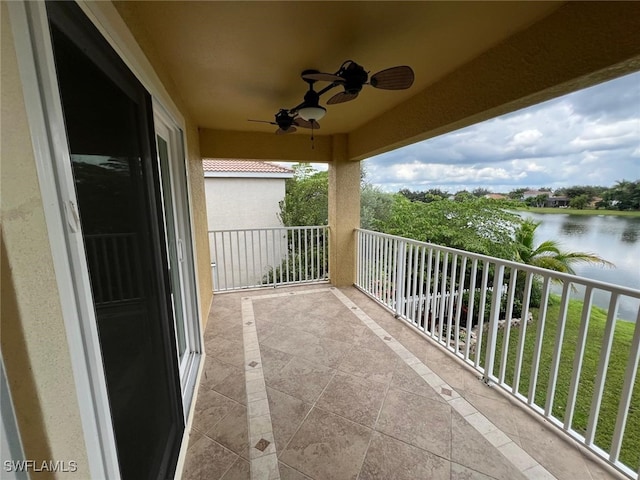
left=560, top=217, right=588, bottom=236
left=622, top=224, right=639, bottom=243
left=518, top=212, right=640, bottom=321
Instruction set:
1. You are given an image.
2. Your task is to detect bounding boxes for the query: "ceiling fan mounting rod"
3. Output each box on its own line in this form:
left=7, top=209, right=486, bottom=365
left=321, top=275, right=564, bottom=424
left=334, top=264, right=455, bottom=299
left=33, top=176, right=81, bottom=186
left=288, top=82, right=340, bottom=116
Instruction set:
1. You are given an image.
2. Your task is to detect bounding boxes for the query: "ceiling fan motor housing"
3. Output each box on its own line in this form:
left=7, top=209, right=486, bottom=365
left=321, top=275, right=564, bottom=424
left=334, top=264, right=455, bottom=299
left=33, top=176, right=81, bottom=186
left=342, top=62, right=368, bottom=94
left=275, top=110, right=294, bottom=128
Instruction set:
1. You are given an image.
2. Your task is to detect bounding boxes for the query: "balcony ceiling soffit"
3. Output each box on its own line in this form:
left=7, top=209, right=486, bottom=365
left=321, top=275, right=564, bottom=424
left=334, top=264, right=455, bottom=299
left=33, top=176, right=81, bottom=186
left=114, top=1, right=565, bottom=138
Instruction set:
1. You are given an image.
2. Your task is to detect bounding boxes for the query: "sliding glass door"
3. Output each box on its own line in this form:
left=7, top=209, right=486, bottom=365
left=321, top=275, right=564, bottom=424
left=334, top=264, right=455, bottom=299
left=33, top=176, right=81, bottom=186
left=47, top=3, right=184, bottom=478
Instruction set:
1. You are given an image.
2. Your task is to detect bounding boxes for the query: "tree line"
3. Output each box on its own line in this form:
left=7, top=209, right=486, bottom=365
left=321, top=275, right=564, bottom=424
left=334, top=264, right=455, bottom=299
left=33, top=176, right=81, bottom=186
left=279, top=163, right=612, bottom=266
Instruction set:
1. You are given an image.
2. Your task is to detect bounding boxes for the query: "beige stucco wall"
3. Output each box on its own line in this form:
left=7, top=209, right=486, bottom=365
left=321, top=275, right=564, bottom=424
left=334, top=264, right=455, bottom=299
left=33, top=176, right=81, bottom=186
left=1, top=3, right=90, bottom=476
left=204, top=176, right=289, bottom=289
left=204, top=177, right=286, bottom=231
left=328, top=135, right=361, bottom=287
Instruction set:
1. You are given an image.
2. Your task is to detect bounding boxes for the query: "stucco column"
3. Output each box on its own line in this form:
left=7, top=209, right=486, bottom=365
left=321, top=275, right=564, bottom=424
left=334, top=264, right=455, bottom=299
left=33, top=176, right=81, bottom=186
left=328, top=134, right=360, bottom=286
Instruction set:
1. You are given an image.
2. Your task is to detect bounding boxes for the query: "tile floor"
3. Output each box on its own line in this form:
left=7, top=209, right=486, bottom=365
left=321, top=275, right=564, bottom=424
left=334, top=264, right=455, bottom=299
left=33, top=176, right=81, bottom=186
left=182, top=285, right=624, bottom=480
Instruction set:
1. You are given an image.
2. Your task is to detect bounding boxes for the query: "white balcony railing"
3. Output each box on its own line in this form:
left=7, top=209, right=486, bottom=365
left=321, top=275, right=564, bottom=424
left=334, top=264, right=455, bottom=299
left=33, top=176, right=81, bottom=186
left=209, top=226, right=329, bottom=292
left=356, top=229, right=640, bottom=479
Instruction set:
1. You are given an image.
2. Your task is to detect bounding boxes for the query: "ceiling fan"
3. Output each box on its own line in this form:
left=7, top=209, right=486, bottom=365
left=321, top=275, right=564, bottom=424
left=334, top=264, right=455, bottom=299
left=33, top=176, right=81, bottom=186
left=248, top=60, right=414, bottom=139
left=302, top=60, right=415, bottom=105
left=248, top=108, right=320, bottom=135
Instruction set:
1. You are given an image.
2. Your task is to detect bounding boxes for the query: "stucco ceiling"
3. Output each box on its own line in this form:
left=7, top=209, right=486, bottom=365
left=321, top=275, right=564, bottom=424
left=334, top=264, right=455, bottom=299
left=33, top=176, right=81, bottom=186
left=114, top=1, right=564, bottom=136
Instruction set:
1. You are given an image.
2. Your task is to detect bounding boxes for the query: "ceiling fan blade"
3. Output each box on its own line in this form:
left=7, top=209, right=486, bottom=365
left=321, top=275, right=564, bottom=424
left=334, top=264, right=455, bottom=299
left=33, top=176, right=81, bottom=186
left=370, top=66, right=414, bottom=90
left=302, top=72, right=344, bottom=83
left=276, top=126, right=297, bottom=135
left=293, top=118, right=320, bottom=130
left=248, top=119, right=277, bottom=125
left=327, top=91, right=358, bottom=105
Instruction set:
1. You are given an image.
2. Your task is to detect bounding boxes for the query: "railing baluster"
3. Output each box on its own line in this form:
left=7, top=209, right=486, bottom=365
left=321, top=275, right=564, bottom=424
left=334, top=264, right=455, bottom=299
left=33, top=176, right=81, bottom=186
left=390, top=238, right=397, bottom=310
left=437, top=252, right=449, bottom=344
left=376, top=234, right=382, bottom=300
left=484, top=264, right=505, bottom=382
left=446, top=254, right=459, bottom=350
left=475, top=262, right=490, bottom=368
left=564, top=286, right=594, bottom=429
left=464, top=258, right=478, bottom=362
left=417, top=246, right=427, bottom=331
left=586, top=293, right=620, bottom=446
left=395, top=240, right=407, bottom=318
left=545, top=281, right=572, bottom=417
left=454, top=256, right=467, bottom=354
left=499, top=267, right=518, bottom=384
left=407, top=244, right=415, bottom=323
left=513, top=271, right=533, bottom=395
left=221, top=231, right=228, bottom=291
left=528, top=275, right=552, bottom=406
left=430, top=250, right=441, bottom=336
left=609, top=306, right=640, bottom=463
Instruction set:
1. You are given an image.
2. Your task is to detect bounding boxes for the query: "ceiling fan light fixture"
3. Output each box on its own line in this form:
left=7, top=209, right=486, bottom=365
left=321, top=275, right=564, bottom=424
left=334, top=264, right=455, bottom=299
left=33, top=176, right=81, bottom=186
left=298, top=105, right=326, bottom=121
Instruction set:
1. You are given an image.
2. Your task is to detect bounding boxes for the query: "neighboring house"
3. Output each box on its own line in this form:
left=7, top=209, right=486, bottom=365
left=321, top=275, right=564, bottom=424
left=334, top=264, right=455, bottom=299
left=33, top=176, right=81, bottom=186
left=522, top=189, right=550, bottom=199
left=485, top=193, right=507, bottom=200
left=545, top=195, right=570, bottom=207
left=203, top=160, right=294, bottom=289
left=203, top=159, right=293, bottom=231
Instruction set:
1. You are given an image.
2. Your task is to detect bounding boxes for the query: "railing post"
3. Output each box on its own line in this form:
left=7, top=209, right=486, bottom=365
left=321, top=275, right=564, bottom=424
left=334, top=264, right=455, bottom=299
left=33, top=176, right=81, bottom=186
left=483, top=264, right=504, bottom=384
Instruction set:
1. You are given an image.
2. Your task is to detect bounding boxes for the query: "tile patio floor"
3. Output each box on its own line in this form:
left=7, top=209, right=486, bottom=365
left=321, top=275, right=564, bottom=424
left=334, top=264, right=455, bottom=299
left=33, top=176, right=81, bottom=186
left=182, top=285, right=624, bottom=480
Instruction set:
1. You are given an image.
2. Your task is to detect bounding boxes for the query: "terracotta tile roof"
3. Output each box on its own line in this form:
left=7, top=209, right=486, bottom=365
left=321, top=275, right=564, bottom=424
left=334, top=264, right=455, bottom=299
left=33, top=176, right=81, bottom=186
left=202, top=159, right=293, bottom=174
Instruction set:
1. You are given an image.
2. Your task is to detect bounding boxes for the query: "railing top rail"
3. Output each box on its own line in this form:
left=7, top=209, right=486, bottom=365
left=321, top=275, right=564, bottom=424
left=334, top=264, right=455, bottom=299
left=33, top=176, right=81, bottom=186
left=209, top=225, right=328, bottom=234
left=356, top=228, right=640, bottom=299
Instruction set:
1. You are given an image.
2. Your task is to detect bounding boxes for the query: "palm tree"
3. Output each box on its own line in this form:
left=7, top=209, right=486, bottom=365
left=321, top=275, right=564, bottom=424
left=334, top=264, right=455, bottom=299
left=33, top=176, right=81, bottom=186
left=514, top=219, right=614, bottom=275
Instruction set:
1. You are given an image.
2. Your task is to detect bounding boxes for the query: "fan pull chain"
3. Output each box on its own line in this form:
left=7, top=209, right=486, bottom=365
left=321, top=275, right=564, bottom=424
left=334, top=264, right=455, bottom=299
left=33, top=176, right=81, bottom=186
left=311, top=123, right=315, bottom=149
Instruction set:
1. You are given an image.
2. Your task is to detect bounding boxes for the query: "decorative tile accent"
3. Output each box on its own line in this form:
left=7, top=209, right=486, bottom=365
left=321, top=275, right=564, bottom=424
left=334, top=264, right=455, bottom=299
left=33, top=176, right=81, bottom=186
left=441, top=387, right=452, bottom=396
left=254, top=438, right=271, bottom=452
left=384, top=336, right=392, bottom=341
left=241, top=297, right=280, bottom=480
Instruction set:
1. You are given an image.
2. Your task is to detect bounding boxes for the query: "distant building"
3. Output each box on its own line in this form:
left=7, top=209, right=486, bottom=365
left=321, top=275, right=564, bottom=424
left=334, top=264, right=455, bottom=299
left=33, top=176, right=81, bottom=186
left=522, top=189, right=550, bottom=199
left=203, top=159, right=294, bottom=289
left=545, top=195, right=569, bottom=207
left=485, top=193, right=507, bottom=200
left=203, top=159, right=294, bottom=231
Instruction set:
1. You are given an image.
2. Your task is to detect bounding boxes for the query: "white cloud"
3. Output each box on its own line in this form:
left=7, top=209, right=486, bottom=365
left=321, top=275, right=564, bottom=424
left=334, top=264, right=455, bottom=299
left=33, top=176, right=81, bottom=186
left=365, top=71, right=640, bottom=193
left=511, top=129, right=543, bottom=147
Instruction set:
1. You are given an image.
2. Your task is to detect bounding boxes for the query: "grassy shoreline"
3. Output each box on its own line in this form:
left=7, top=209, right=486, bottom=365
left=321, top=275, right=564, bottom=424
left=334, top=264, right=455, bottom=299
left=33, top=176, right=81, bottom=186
left=515, top=207, right=640, bottom=217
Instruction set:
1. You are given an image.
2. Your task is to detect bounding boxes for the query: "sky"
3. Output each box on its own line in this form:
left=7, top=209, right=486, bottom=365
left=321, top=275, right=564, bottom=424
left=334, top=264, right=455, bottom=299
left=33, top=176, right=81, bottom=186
left=341, top=71, right=639, bottom=194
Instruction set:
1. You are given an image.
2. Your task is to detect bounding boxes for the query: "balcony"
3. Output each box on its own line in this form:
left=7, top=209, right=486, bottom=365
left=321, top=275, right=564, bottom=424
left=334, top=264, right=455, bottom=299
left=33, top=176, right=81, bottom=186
left=183, top=228, right=639, bottom=480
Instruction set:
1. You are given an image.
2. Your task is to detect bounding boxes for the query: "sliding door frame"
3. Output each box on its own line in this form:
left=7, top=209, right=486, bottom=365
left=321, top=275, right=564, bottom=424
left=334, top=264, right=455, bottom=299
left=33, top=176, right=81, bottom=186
left=153, top=103, right=203, bottom=418
left=8, top=1, right=204, bottom=477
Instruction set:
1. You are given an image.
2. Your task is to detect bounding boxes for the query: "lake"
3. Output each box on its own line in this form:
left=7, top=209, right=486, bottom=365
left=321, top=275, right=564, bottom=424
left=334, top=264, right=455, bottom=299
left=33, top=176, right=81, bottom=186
left=517, top=211, right=640, bottom=322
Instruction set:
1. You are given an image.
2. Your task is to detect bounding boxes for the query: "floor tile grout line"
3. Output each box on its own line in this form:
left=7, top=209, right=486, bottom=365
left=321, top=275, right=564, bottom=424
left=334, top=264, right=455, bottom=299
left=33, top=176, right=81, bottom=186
left=353, top=356, right=398, bottom=480
left=241, top=297, right=281, bottom=480
left=328, top=287, right=558, bottom=480
left=277, top=368, right=340, bottom=458
left=217, top=452, right=241, bottom=480
left=277, top=460, right=313, bottom=480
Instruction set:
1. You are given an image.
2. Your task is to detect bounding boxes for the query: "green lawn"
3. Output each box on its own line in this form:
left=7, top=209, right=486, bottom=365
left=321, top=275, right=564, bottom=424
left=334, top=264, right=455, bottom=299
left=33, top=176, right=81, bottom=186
left=515, top=207, right=640, bottom=217
left=484, top=296, right=640, bottom=471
